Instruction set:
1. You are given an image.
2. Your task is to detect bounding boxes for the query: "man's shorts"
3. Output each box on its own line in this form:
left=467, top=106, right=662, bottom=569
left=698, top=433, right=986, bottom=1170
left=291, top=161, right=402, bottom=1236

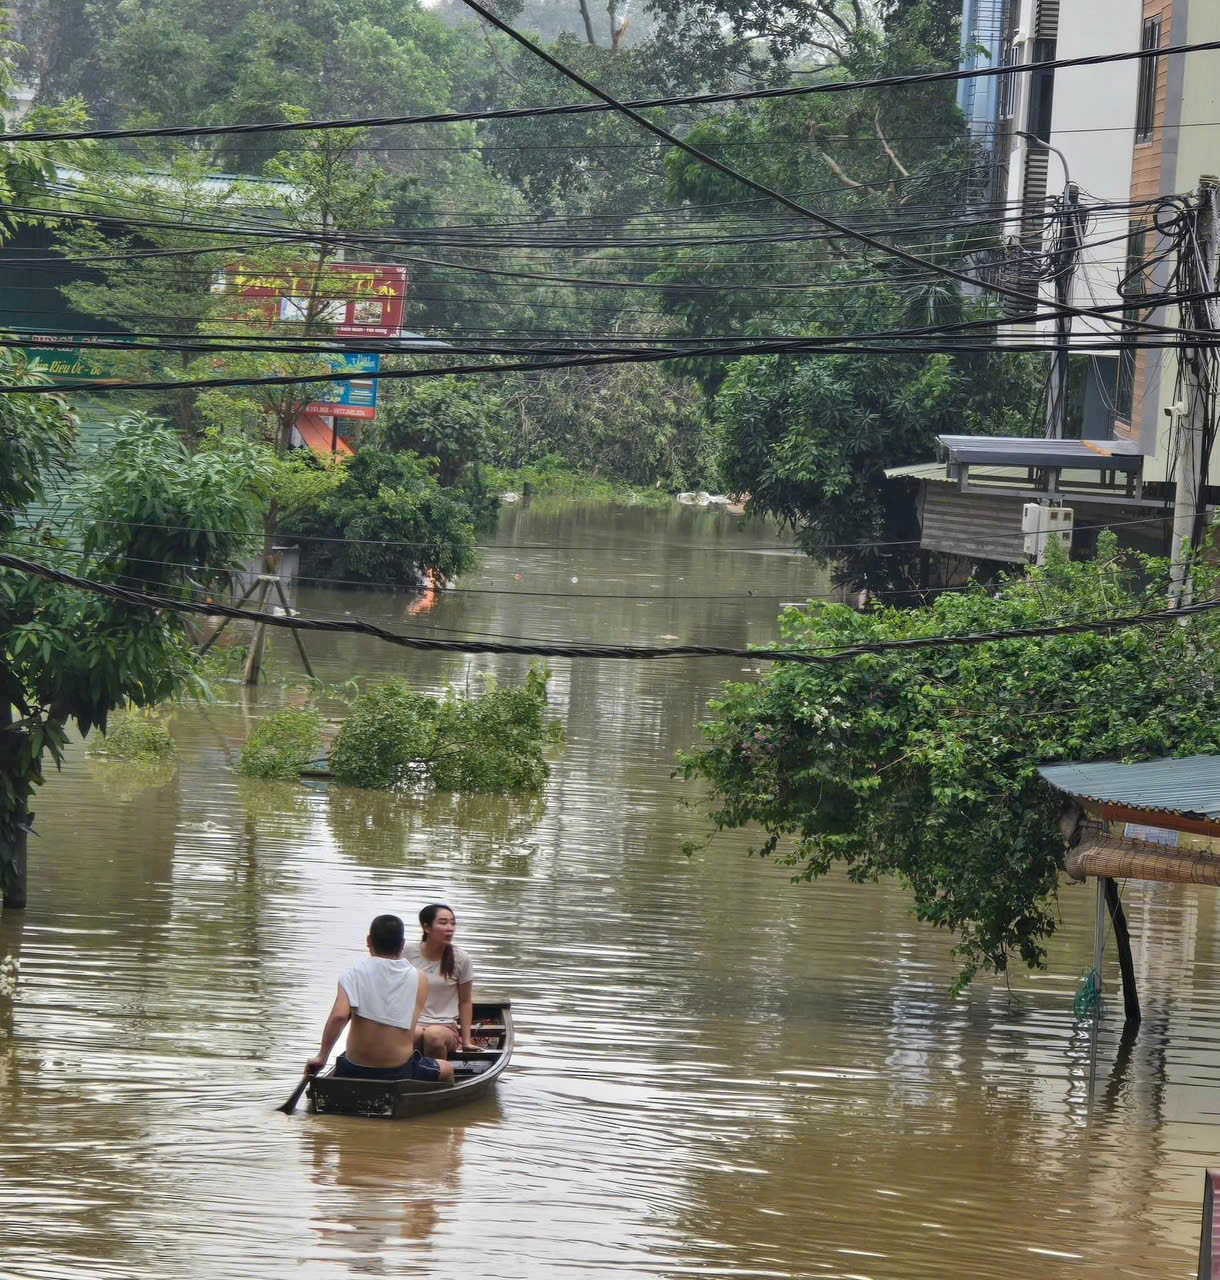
left=334, top=1050, right=442, bottom=1082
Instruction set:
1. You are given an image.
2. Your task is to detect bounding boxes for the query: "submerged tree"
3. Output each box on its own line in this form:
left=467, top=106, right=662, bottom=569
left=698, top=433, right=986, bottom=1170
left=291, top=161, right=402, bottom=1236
left=238, top=667, right=561, bottom=794
left=328, top=668, right=560, bottom=793
left=679, top=536, right=1220, bottom=993
left=710, top=272, right=1040, bottom=591
left=276, top=448, right=482, bottom=589
left=0, top=393, right=272, bottom=907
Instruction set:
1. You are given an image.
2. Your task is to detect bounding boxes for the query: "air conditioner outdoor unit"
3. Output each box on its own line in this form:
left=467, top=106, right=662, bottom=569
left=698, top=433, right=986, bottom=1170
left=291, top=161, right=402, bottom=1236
left=1022, top=503, right=1074, bottom=564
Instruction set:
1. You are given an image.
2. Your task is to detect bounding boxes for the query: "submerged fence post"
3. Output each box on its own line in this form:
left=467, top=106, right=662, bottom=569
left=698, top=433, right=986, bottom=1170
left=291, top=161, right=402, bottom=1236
left=1087, top=874, right=1105, bottom=1097
left=1199, top=1169, right=1220, bottom=1279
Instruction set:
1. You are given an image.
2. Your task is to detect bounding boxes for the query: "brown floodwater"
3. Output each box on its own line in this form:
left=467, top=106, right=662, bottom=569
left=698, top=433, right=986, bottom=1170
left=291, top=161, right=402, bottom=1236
left=1, top=500, right=1218, bottom=1278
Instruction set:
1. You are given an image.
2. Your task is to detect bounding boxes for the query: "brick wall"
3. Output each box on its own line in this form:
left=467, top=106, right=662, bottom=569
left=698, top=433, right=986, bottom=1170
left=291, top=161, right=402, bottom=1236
left=1115, top=0, right=1173, bottom=444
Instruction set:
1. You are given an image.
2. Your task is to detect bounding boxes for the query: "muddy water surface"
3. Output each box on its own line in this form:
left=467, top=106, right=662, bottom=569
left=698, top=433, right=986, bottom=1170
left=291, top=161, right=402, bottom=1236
left=2, top=501, right=1219, bottom=1278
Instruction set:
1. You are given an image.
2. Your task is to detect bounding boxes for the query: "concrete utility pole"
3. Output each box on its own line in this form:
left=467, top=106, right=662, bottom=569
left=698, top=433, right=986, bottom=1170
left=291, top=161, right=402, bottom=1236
left=1045, top=181, right=1082, bottom=440
left=1016, top=131, right=1081, bottom=440
left=1169, top=176, right=1219, bottom=607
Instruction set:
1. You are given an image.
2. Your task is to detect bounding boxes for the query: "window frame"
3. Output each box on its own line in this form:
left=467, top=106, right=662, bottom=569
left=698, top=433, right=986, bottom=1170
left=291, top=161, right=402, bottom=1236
left=1135, top=16, right=1161, bottom=143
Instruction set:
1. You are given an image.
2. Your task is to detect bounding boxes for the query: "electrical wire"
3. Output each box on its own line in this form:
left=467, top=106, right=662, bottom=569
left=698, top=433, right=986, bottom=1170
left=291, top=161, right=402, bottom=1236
left=6, top=37, right=1218, bottom=145
left=3, top=547, right=1218, bottom=666
left=448, top=2, right=1210, bottom=348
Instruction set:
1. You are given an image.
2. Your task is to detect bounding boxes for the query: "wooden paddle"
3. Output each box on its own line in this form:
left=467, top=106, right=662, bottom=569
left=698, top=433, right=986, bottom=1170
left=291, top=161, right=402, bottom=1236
left=277, top=1066, right=316, bottom=1114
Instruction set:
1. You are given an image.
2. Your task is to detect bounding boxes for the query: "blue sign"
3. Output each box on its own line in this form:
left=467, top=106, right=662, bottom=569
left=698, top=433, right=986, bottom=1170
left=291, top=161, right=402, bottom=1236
left=306, top=352, right=380, bottom=417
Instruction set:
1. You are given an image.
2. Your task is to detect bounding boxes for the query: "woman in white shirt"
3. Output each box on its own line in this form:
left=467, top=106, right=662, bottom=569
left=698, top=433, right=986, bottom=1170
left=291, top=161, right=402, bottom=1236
left=405, top=903, right=476, bottom=1060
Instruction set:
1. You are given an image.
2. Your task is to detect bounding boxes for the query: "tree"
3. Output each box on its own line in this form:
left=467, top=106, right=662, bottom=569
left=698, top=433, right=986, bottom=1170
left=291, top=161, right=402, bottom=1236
left=645, top=0, right=970, bottom=401
left=679, top=535, right=1220, bottom=994
left=375, top=376, right=508, bottom=486
left=0, top=16, right=91, bottom=237
left=50, top=146, right=242, bottom=442
left=0, top=391, right=273, bottom=907
left=276, top=448, right=481, bottom=588
left=195, top=121, right=391, bottom=557
left=496, top=362, right=713, bottom=488
left=325, top=667, right=558, bottom=793
left=710, top=272, right=1041, bottom=591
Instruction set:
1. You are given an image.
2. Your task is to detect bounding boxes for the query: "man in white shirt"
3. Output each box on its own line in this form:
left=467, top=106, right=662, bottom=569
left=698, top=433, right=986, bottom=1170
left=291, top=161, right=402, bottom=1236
left=305, top=914, right=455, bottom=1082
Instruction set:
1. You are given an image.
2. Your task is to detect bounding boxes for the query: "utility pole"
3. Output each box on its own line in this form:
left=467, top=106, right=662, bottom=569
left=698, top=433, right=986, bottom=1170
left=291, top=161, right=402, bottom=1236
left=1169, top=176, right=1219, bottom=607
left=1045, top=181, right=1082, bottom=439
left=1015, top=131, right=1082, bottom=440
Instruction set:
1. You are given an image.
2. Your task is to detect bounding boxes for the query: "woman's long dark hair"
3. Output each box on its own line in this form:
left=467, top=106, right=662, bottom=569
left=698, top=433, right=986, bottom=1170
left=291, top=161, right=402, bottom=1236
left=419, top=903, right=456, bottom=981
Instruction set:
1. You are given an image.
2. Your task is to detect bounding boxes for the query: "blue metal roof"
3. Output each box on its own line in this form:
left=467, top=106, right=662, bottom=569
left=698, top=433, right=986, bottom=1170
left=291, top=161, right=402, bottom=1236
left=1037, top=756, right=1220, bottom=820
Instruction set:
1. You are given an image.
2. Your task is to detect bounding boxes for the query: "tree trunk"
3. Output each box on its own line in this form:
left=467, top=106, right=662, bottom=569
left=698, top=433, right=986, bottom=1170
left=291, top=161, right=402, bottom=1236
left=578, top=0, right=598, bottom=44
left=1103, top=876, right=1141, bottom=1027
left=0, top=698, right=26, bottom=909
left=2, top=825, right=27, bottom=910
left=608, top=0, right=630, bottom=51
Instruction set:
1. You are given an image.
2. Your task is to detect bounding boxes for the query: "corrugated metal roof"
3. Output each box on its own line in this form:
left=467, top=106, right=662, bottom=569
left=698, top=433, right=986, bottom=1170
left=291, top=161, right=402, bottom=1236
left=885, top=461, right=948, bottom=480
left=937, top=435, right=1143, bottom=472
left=1037, top=756, right=1220, bottom=820
left=885, top=460, right=1048, bottom=484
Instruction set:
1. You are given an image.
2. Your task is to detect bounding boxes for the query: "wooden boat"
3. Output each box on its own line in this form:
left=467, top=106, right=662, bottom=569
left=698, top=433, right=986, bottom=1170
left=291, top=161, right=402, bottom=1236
left=307, top=999, right=513, bottom=1119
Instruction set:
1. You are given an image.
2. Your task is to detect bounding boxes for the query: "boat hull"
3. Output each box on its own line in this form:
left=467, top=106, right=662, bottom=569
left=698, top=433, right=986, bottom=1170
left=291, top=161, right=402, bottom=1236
left=307, top=1000, right=512, bottom=1120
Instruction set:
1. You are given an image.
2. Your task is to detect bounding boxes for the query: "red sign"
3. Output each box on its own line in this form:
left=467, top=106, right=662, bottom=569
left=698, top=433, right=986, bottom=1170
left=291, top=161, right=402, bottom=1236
left=226, top=261, right=408, bottom=338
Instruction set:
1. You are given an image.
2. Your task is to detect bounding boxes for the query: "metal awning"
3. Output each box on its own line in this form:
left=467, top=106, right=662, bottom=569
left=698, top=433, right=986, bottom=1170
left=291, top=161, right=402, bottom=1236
left=937, top=435, right=1143, bottom=473
left=1037, top=756, right=1220, bottom=822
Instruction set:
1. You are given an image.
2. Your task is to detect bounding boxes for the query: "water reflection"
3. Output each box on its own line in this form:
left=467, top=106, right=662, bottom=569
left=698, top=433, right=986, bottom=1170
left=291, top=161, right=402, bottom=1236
left=323, top=785, right=547, bottom=870
left=305, top=1117, right=472, bottom=1269
left=2, top=501, right=1219, bottom=1278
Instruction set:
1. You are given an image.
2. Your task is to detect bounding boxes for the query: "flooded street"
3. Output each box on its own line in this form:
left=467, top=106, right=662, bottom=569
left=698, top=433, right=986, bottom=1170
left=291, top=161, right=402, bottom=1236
left=2, top=501, right=1219, bottom=1278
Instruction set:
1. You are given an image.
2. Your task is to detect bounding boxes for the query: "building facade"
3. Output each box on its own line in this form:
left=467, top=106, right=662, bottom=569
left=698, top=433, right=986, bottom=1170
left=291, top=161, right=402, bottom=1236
left=890, top=0, right=1220, bottom=566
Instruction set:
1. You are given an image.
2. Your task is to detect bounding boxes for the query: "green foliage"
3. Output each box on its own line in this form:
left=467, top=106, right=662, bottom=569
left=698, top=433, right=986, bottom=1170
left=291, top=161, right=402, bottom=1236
left=0, top=372, right=269, bottom=897
left=75, top=416, right=275, bottom=588
left=680, top=535, right=1220, bottom=994
left=710, top=272, right=1041, bottom=590
left=47, top=148, right=243, bottom=439
left=198, top=643, right=248, bottom=684
left=0, top=356, right=76, bottom=529
left=0, top=22, right=91, bottom=242
left=193, top=124, right=392, bottom=459
left=238, top=706, right=324, bottom=780
left=328, top=666, right=558, bottom=793
left=87, top=710, right=176, bottom=763
left=493, top=364, right=715, bottom=491
left=482, top=456, right=672, bottom=506
left=375, top=376, right=508, bottom=486
left=12, top=0, right=473, bottom=170
left=277, top=447, right=480, bottom=587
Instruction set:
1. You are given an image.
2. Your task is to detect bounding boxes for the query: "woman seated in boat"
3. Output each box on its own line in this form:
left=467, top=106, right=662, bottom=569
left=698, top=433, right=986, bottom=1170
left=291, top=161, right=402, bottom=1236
left=305, top=913, right=455, bottom=1083
left=405, top=903, right=477, bottom=1060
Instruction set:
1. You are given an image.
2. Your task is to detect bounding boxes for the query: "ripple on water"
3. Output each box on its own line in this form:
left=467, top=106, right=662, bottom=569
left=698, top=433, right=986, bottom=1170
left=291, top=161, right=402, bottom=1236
left=0, top=503, right=1216, bottom=1278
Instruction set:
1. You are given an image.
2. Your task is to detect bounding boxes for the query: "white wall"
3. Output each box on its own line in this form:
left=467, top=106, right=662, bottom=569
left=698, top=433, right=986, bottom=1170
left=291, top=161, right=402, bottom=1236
left=1147, top=0, right=1220, bottom=482
left=1048, top=0, right=1141, bottom=338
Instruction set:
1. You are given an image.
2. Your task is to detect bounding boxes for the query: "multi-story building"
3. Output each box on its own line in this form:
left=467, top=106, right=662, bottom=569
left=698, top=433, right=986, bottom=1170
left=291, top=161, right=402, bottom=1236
left=889, top=0, right=1220, bottom=566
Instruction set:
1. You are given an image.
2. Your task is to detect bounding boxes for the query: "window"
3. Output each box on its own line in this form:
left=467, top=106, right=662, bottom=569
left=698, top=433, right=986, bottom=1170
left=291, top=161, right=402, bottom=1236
left=1115, top=224, right=1148, bottom=422
left=1026, top=38, right=1056, bottom=143
left=997, top=41, right=1019, bottom=121
left=1135, top=16, right=1161, bottom=142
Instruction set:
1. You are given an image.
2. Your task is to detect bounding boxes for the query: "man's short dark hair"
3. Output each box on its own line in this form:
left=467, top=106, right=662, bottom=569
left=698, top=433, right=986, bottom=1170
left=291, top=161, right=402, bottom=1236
left=369, top=914, right=405, bottom=957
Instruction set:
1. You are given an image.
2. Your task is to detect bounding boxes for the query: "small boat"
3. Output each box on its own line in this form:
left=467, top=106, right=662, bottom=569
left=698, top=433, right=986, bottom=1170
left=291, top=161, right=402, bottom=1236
left=307, top=999, right=513, bottom=1119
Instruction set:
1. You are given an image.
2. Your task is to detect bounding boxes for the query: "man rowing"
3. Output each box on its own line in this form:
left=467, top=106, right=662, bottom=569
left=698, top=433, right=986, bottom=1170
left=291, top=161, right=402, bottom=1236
left=305, top=913, right=455, bottom=1084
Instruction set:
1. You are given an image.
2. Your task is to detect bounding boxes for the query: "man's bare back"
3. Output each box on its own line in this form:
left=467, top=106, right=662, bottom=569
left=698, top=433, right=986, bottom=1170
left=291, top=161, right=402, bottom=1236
left=344, top=1011, right=418, bottom=1068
